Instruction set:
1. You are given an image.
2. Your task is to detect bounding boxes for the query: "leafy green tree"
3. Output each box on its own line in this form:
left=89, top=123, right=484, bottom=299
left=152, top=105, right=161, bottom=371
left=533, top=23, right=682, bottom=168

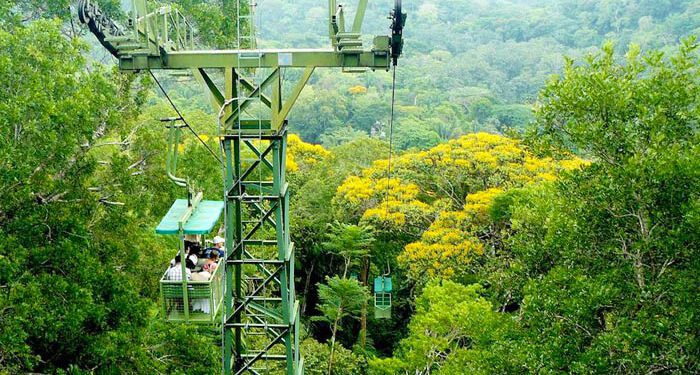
left=314, top=276, right=370, bottom=375
left=291, top=86, right=348, bottom=143
left=163, top=0, right=246, bottom=48
left=320, top=127, right=369, bottom=148
left=392, top=117, right=441, bottom=151
left=369, top=281, right=515, bottom=375
left=0, top=19, right=149, bottom=373
left=506, top=39, right=700, bottom=372
left=300, top=338, right=366, bottom=375
left=0, top=16, right=220, bottom=374
left=323, top=222, right=375, bottom=278
left=289, top=138, right=388, bottom=317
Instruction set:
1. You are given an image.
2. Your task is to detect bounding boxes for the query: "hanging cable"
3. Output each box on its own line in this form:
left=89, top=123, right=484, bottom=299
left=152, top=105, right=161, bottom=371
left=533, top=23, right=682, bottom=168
left=385, top=64, right=397, bottom=214
left=148, top=70, right=223, bottom=165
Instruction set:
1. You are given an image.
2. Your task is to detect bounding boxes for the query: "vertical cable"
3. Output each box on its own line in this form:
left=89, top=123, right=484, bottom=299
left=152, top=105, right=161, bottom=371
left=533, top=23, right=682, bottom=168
left=385, top=65, right=397, bottom=214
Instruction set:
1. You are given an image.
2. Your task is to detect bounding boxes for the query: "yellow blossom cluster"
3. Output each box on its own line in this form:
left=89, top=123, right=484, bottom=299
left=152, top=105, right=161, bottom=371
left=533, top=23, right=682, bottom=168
left=347, top=85, right=368, bottom=95
left=335, top=175, right=375, bottom=204
left=335, top=172, right=432, bottom=227
left=363, top=198, right=431, bottom=227
left=286, top=134, right=330, bottom=172
left=398, top=187, right=503, bottom=282
left=383, top=132, right=585, bottom=196
left=419, top=133, right=525, bottom=171
left=463, top=187, right=503, bottom=224
left=336, top=175, right=420, bottom=205
left=401, top=231, right=484, bottom=281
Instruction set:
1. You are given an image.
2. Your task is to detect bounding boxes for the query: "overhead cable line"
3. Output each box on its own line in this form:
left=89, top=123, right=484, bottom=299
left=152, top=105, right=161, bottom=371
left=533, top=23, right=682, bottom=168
left=148, top=70, right=223, bottom=165
left=385, top=64, right=398, bottom=213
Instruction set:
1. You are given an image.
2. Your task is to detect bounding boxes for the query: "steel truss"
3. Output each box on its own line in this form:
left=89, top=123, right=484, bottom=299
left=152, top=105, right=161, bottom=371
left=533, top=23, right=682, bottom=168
left=222, top=128, right=300, bottom=374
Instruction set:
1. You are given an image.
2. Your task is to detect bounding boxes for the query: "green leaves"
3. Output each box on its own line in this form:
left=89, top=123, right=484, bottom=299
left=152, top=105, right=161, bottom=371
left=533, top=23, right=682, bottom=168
left=323, top=222, right=375, bottom=275
left=315, top=276, right=369, bottom=328
left=314, top=276, right=370, bottom=374
left=301, top=338, right=366, bottom=375
left=531, top=37, right=699, bottom=165
left=370, top=281, right=515, bottom=374
left=369, top=39, right=699, bottom=374
left=0, top=17, right=210, bottom=374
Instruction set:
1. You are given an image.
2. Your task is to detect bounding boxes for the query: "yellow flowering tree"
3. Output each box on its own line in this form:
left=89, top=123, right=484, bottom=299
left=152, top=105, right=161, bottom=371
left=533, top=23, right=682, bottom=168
left=286, top=133, right=330, bottom=173
left=334, top=132, right=585, bottom=226
left=333, top=161, right=435, bottom=235
left=347, top=85, right=368, bottom=95
left=334, top=132, right=587, bottom=284
left=387, top=132, right=587, bottom=208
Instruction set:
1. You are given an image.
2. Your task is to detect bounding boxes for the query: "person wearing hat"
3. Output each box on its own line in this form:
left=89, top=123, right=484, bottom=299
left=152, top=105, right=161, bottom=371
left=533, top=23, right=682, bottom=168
left=204, top=235, right=226, bottom=258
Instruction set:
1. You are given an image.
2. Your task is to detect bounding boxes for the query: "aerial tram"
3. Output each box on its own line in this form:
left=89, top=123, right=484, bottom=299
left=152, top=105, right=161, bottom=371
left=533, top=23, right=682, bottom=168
left=374, top=264, right=393, bottom=319
left=155, top=118, right=225, bottom=324
left=79, top=0, right=406, bottom=373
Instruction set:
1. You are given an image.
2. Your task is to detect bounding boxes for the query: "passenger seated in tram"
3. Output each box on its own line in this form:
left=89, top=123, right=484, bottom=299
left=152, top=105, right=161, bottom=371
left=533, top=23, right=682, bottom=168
left=204, top=235, right=226, bottom=258
left=170, top=247, right=198, bottom=270
left=166, top=254, right=191, bottom=281
left=191, top=252, right=219, bottom=281
left=191, top=270, right=211, bottom=281
left=184, top=234, right=204, bottom=257
left=202, top=251, right=219, bottom=273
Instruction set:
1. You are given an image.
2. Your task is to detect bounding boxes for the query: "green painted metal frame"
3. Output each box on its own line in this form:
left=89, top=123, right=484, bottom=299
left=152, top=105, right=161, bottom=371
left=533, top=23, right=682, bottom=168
left=80, top=0, right=403, bottom=373
left=118, top=48, right=390, bottom=70
left=221, top=128, right=298, bottom=374
left=172, top=191, right=203, bottom=324
left=159, top=258, right=225, bottom=324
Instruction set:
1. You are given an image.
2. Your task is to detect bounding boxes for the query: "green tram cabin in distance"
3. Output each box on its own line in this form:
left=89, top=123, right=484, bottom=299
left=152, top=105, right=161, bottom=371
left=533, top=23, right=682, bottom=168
left=156, top=197, right=225, bottom=324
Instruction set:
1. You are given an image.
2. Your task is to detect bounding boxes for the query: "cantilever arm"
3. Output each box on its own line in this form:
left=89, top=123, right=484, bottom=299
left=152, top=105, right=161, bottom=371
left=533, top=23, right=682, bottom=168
left=352, top=0, right=368, bottom=33
left=274, top=67, right=315, bottom=129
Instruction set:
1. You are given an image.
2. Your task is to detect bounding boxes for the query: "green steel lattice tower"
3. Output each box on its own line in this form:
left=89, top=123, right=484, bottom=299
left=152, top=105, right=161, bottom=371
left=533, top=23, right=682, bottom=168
left=78, top=0, right=405, bottom=373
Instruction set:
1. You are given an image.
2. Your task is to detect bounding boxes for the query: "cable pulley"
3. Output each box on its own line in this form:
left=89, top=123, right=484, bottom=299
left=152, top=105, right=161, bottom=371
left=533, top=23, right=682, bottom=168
left=390, top=0, right=407, bottom=66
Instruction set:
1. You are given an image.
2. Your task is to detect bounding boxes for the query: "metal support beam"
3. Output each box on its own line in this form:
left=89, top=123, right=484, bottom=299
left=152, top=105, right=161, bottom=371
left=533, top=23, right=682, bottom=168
left=274, top=67, right=314, bottom=129
left=119, top=49, right=390, bottom=70
left=352, top=0, right=368, bottom=33
left=193, top=68, right=224, bottom=110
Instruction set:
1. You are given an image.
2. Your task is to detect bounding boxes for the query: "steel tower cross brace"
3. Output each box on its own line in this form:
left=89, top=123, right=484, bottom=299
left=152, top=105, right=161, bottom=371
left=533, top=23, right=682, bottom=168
left=218, top=63, right=308, bottom=375
left=78, top=0, right=406, bottom=373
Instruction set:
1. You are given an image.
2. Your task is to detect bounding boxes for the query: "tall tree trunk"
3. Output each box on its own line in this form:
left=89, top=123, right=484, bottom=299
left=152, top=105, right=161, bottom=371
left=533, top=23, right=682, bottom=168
left=360, top=299, right=367, bottom=349
left=301, top=262, right=315, bottom=315
left=342, top=257, right=350, bottom=279
left=359, top=256, right=369, bottom=349
left=327, top=312, right=342, bottom=375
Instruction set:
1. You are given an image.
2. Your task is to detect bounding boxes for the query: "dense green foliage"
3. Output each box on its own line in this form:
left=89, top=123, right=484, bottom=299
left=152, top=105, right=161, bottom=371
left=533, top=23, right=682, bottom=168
left=0, top=6, right=222, bottom=374
left=255, top=0, right=700, bottom=148
left=367, top=39, right=700, bottom=374
left=1, top=1, right=698, bottom=374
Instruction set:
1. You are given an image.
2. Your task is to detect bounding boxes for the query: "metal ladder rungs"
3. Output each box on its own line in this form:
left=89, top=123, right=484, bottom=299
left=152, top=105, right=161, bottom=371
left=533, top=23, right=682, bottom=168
left=244, top=331, right=269, bottom=336
left=104, top=35, right=136, bottom=43
left=116, top=43, right=145, bottom=50
left=241, top=353, right=287, bottom=360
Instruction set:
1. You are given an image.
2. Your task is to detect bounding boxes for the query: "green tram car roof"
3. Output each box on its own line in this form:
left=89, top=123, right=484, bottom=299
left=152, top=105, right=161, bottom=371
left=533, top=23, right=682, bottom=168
left=374, top=276, right=393, bottom=293
left=155, top=199, right=224, bottom=235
